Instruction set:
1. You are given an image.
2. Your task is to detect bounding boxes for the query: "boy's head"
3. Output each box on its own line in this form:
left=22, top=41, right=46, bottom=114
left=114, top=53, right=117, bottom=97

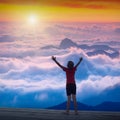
left=67, top=61, right=74, bottom=69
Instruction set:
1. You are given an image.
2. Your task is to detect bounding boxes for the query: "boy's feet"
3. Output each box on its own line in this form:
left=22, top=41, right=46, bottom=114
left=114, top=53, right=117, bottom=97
left=63, top=110, right=69, bottom=115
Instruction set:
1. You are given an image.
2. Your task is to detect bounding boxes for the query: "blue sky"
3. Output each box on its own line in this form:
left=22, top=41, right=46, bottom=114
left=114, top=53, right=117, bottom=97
left=0, top=22, right=120, bottom=108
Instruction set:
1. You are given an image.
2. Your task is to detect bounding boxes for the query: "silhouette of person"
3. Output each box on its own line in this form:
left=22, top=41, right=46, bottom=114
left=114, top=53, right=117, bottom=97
left=52, top=56, right=83, bottom=115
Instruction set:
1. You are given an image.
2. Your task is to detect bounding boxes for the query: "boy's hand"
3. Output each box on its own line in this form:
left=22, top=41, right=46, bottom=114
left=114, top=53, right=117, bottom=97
left=52, top=56, right=56, bottom=61
left=80, top=57, right=83, bottom=62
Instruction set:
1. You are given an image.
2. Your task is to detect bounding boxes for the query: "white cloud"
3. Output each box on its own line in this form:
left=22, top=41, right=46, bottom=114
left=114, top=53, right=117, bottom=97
left=35, top=93, right=48, bottom=101
left=0, top=77, right=65, bottom=93
left=77, top=76, right=120, bottom=98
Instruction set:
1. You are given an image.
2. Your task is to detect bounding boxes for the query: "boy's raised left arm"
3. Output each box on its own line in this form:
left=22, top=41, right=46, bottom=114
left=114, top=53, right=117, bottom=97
left=75, top=57, right=83, bottom=68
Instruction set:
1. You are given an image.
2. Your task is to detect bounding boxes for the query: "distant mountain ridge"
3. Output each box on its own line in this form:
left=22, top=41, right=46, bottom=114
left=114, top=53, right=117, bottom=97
left=41, top=38, right=119, bottom=58
left=48, top=101, right=120, bottom=111
left=59, top=38, right=77, bottom=49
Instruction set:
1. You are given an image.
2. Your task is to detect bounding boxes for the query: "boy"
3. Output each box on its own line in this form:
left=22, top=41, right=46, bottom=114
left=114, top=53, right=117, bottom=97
left=52, top=56, right=83, bottom=115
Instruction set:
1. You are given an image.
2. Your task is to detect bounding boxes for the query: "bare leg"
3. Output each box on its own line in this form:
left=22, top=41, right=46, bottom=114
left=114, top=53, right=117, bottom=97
left=66, top=95, right=71, bottom=114
left=72, top=94, right=78, bottom=115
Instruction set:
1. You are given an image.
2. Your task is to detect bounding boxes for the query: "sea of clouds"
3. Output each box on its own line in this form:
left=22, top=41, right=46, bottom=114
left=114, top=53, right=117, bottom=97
left=0, top=22, right=120, bottom=108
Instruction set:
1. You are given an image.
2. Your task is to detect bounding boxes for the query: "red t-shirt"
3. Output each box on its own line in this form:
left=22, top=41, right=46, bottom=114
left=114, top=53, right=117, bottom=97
left=62, top=66, right=77, bottom=84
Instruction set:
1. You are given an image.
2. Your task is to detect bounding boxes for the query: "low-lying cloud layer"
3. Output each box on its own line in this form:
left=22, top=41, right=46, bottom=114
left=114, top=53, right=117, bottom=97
left=0, top=22, right=120, bottom=108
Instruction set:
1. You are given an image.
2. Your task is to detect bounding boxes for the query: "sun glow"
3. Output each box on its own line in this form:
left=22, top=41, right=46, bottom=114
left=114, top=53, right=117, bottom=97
left=28, top=15, right=37, bottom=25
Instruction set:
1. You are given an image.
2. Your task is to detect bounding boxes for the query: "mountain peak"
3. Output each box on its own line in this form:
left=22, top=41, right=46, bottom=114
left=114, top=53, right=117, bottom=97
left=59, top=38, right=77, bottom=49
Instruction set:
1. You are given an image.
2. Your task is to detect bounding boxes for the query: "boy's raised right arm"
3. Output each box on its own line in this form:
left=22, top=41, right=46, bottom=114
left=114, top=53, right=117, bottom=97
left=52, top=56, right=63, bottom=69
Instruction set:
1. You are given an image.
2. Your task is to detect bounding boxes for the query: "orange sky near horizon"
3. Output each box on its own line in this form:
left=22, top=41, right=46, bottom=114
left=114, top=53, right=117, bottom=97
left=0, top=0, right=120, bottom=22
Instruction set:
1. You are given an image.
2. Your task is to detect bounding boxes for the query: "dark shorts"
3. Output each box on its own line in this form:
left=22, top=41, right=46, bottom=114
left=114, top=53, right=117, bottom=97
left=66, top=83, right=76, bottom=96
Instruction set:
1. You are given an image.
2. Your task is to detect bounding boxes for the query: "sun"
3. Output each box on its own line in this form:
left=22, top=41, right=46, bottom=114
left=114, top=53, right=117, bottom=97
left=28, top=15, right=37, bottom=25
